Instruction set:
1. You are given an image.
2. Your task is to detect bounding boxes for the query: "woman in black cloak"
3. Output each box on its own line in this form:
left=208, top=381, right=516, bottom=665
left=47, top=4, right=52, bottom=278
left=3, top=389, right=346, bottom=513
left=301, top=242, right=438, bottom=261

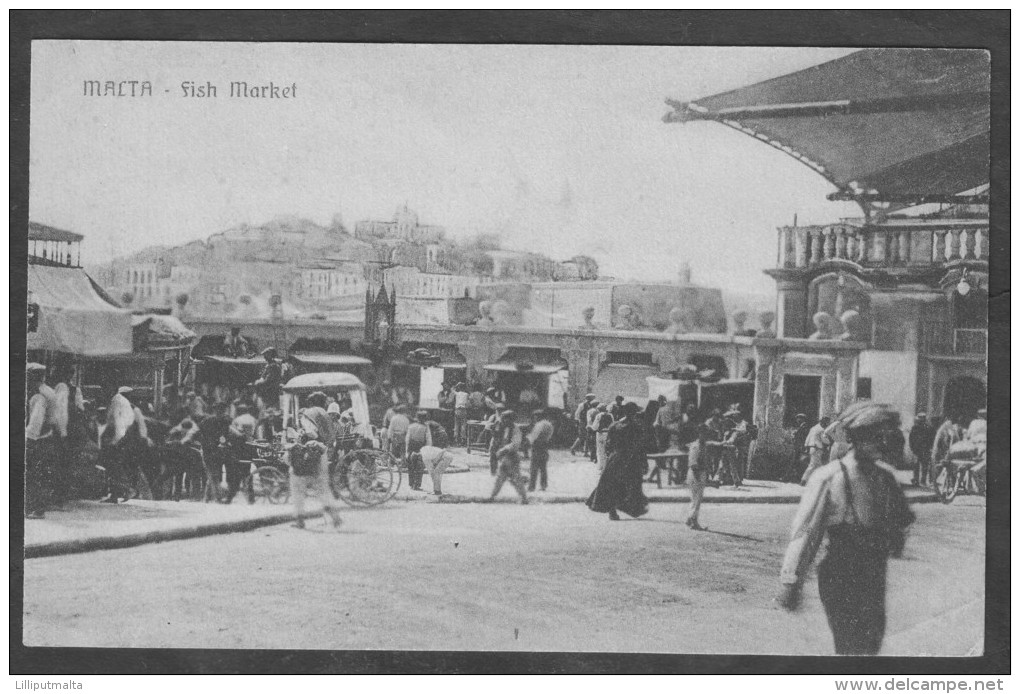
left=641, top=398, right=662, bottom=453
left=586, top=402, right=649, bottom=520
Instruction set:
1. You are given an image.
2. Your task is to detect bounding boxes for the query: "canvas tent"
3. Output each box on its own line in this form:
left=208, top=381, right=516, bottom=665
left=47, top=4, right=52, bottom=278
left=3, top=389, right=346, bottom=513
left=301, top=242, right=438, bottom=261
left=665, top=48, right=989, bottom=205
left=27, top=263, right=132, bottom=356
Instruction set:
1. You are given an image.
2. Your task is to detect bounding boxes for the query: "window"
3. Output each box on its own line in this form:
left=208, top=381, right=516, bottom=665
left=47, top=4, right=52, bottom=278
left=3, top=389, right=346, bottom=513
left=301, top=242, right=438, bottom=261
left=856, top=378, right=873, bottom=400
left=605, top=351, right=653, bottom=366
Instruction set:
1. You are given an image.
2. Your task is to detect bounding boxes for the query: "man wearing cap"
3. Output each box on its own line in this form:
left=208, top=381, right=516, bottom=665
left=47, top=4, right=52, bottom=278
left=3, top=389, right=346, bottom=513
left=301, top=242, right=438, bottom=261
left=405, top=411, right=433, bottom=491
left=385, top=404, right=411, bottom=464
left=684, top=424, right=710, bottom=530
left=963, top=408, right=987, bottom=494
left=800, top=415, right=833, bottom=485
left=778, top=402, right=914, bottom=656
left=100, top=385, right=152, bottom=503
left=527, top=409, right=555, bottom=492
left=585, top=401, right=603, bottom=463
left=719, top=405, right=750, bottom=488
left=223, top=327, right=250, bottom=358
left=570, top=394, right=596, bottom=456
left=289, top=391, right=342, bottom=529
left=786, top=414, right=811, bottom=483
left=908, top=413, right=936, bottom=487
left=488, top=410, right=528, bottom=504
left=931, top=413, right=963, bottom=474
left=252, top=348, right=283, bottom=415
left=25, top=363, right=57, bottom=517
left=485, top=405, right=507, bottom=475
left=222, top=403, right=259, bottom=504
left=592, top=404, right=614, bottom=472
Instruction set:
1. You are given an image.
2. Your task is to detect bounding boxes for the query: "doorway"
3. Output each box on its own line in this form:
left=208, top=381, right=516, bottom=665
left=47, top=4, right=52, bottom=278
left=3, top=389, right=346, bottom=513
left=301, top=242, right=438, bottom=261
left=783, top=375, right=821, bottom=427
left=942, top=376, right=985, bottom=421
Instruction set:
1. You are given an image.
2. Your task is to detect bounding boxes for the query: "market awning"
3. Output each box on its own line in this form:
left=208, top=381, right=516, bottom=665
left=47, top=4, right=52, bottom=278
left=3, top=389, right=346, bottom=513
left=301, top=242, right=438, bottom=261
left=484, top=363, right=564, bottom=375
left=289, top=352, right=372, bottom=367
left=131, top=314, right=197, bottom=350
left=27, top=264, right=132, bottom=356
left=664, top=48, right=990, bottom=203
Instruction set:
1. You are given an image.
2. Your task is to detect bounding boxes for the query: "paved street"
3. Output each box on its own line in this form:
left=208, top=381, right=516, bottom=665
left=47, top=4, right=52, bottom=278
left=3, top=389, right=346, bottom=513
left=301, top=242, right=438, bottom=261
left=23, top=493, right=983, bottom=655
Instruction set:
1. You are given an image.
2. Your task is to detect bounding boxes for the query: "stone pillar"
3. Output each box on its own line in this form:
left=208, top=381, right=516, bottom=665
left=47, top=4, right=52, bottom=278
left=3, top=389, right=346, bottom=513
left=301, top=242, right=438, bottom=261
left=820, top=372, right=838, bottom=419
left=776, top=279, right=809, bottom=338
left=834, top=353, right=858, bottom=415
left=457, top=335, right=495, bottom=384
left=749, top=342, right=785, bottom=479
left=563, top=339, right=599, bottom=413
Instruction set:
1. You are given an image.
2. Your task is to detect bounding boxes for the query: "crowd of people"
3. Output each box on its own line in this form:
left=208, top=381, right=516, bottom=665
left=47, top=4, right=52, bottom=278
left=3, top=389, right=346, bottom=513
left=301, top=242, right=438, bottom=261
left=787, top=407, right=987, bottom=493
left=25, top=352, right=987, bottom=657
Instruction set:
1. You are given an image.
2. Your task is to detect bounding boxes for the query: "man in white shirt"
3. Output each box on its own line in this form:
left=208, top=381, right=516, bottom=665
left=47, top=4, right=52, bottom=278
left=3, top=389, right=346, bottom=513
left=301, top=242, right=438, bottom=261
left=453, top=383, right=470, bottom=446
left=800, top=415, right=833, bottom=484
left=25, top=363, right=57, bottom=518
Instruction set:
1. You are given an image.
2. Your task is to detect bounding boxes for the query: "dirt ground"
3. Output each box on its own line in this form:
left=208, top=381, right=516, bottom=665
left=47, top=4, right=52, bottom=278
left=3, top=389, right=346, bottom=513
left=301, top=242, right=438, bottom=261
left=22, top=497, right=984, bottom=655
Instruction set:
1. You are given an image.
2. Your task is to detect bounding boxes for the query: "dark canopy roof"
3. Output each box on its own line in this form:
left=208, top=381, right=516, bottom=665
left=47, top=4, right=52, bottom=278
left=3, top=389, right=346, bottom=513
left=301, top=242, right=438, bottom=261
left=28, top=221, right=84, bottom=243
left=665, top=49, right=989, bottom=202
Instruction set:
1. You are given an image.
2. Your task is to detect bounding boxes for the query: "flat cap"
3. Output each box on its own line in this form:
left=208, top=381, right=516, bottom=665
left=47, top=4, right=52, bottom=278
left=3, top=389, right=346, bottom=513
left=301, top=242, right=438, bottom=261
left=841, top=402, right=900, bottom=432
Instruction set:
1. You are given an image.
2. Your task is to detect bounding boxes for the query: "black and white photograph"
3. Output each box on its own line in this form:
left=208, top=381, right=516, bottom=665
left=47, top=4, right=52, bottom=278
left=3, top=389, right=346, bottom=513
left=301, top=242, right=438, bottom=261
left=12, top=11, right=1006, bottom=676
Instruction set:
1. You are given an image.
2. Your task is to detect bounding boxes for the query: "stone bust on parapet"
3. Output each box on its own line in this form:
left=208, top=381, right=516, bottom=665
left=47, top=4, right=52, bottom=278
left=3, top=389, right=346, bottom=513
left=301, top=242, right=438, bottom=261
left=757, top=311, right=777, bottom=339
left=614, top=304, right=641, bottom=331
left=665, top=307, right=692, bottom=335
left=808, top=311, right=840, bottom=340
left=477, top=300, right=494, bottom=326
left=581, top=306, right=597, bottom=329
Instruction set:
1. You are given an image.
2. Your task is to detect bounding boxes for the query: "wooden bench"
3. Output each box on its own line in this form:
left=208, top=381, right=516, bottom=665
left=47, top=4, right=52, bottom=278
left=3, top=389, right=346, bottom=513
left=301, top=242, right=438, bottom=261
left=646, top=450, right=688, bottom=488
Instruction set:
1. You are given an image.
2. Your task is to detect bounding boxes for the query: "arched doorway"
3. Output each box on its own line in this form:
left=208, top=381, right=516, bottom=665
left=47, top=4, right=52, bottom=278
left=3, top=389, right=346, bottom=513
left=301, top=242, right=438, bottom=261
left=942, top=376, right=985, bottom=420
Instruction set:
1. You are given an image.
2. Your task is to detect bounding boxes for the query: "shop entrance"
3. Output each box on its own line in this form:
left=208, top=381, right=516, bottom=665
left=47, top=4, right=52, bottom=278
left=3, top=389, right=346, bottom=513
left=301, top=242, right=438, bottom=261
left=783, top=375, right=821, bottom=427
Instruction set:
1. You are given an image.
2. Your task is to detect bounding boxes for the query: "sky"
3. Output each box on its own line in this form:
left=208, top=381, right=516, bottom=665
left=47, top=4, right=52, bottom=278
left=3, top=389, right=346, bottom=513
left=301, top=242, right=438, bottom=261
left=29, top=42, right=862, bottom=295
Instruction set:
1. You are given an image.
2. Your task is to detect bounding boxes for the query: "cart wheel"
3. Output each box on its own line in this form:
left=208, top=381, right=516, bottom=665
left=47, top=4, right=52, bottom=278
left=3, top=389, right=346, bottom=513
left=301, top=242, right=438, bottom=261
left=248, top=465, right=290, bottom=504
left=339, top=449, right=400, bottom=506
left=330, top=460, right=360, bottom=507
left=934, top=463, right=956, bottom=504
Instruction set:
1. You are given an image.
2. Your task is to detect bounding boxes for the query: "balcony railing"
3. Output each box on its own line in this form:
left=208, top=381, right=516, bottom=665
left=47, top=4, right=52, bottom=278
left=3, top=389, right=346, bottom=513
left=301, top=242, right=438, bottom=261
left=920, top=322, right=987, bottom=357
left=778, top=224, right=988, bottom=270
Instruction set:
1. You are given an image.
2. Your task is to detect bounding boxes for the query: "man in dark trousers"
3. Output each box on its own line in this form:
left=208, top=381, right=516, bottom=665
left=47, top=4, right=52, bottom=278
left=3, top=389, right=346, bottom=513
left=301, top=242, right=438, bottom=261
left=908, top=413, right=936, bottom=487
left=252, top=347, right=283, bottom=415
left=570, top=393, right=596, bottom=455
left=778, top=403, right=914, bottom=655
left=787, top=413, right=810, bottom=483
left=527, top=409, right=555, bottom=492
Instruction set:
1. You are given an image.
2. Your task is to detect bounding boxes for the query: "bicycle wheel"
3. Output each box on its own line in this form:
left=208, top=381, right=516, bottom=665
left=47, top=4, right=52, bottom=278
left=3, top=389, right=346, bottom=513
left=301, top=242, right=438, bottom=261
left=934, top=463, right=956, bottom=504
left=340, top=449, right=400, bottom=506
left=249, top=465, right=290, bottom=504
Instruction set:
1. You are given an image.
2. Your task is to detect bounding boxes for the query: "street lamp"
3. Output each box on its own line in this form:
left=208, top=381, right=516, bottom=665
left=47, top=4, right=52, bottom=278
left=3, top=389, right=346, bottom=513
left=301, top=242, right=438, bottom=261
left=956, top=268, right=972, bottom=296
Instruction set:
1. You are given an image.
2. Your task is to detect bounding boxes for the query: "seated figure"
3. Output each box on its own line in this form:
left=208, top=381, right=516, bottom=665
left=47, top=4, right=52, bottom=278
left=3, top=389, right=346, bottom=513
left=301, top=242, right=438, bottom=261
left=615, top=304, right=641, bottom=331
left=837, top=309, right=865, bottom=342
left=477, top=300, right=495, bottom=326
left=808, top=311, right=837, bottom=340
left=665, top=307, right=691, bottom=335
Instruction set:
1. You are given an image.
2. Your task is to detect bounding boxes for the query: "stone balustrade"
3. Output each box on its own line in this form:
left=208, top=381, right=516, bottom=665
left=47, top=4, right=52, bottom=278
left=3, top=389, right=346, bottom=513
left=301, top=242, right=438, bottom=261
left=778, top=223, right=989, bottom=270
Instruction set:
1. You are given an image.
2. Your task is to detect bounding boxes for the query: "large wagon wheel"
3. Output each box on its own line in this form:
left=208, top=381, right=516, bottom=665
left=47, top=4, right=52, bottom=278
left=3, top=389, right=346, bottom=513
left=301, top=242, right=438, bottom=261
left=933, top=462, right=957, bottom=504
left=332, top=449, right=401, bottom=506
